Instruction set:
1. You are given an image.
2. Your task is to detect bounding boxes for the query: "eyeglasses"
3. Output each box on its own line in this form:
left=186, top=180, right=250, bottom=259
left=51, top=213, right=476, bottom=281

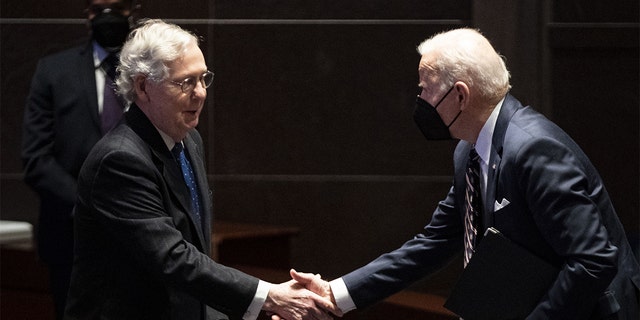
left=168, top=71, right=214, bottom=93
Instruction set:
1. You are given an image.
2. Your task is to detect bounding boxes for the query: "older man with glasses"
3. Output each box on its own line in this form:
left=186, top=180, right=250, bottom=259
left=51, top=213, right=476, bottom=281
left=64, top=19, right=341, bottom=320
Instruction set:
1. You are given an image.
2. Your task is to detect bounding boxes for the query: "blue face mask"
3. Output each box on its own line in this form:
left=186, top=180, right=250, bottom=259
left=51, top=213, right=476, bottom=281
left=413, top=85, right=461, bottom=140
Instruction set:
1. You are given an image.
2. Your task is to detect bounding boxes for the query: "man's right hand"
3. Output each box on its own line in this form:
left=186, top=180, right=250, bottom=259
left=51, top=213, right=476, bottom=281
left=269, top=269, right=343, bottom=320
left=263, top=269, right=342, bottom=320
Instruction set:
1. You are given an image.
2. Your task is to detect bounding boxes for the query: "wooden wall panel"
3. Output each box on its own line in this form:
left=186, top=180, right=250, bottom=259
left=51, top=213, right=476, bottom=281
left=1, top=1, right=85, bottom=18
left=549, top=0, right=639, bottom=234
left=553, top=0, right=638, bottom=23
left=1, top=24, right=88, bottom=174
left=211, top=0, right=471, bottom=19
left=213, top=178, right=455, bottom=278
left=550, top=26, right=639, bottom=230
left=209, top=23, right=460, bottom=175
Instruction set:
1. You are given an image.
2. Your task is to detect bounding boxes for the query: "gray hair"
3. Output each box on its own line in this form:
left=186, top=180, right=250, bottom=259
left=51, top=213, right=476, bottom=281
left=116, top=19, right=199, bottom=104
left=417, top=28, right=511, bottom=104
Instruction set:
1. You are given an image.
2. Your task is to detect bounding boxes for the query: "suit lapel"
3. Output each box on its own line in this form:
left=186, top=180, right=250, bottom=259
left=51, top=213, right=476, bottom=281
left=162, top=151, right=195, bottom=232
left=125, top=105, right=207, bottom=251
left=183, top=135, right=208, bottom=249
left=79, top=43, right=101, bottom=131
left=484, top=147, right=501, bottom=228
left=159, top=148, right=208, bottom=251
left=484, top=94, right=521, bottom=228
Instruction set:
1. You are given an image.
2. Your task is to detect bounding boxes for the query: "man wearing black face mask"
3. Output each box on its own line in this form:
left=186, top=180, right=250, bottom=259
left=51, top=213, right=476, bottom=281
left=287, top=28, right=640, bottom=320
left=413, top=85, right=458, bottom=140
left=21, top=1, right=139, bottom=318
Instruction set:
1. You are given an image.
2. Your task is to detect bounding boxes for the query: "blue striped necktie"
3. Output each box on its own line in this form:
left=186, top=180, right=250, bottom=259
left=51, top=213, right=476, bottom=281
left=171, top=142, right=202, bottom=229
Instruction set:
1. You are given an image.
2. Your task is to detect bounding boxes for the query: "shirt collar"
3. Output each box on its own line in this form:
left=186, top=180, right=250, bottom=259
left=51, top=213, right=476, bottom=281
left=156, top=127, right=181, bottom=151
left=474, top=97, right=505, bottom=167
left=92, top=40, right=110, bottom=68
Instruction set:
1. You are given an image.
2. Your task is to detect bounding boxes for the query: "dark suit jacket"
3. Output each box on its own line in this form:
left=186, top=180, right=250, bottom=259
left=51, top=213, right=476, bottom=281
left=341, top=94, right=640, bottom=319
left=22, top=42, right=103, bottom=264
left=64, top=104, right=259, bottom=320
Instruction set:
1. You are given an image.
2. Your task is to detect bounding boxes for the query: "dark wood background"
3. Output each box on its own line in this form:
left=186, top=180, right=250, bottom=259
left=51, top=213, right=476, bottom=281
left=1, top=0, right=638, bottom=293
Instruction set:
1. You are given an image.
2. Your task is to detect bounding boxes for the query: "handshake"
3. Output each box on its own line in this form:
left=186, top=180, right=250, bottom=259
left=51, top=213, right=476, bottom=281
left=262, top=269, right=344, bottom=320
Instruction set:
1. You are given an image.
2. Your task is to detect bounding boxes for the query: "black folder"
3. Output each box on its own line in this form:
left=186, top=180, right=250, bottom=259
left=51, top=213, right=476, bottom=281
left=444, top=227, right=559, bottom=320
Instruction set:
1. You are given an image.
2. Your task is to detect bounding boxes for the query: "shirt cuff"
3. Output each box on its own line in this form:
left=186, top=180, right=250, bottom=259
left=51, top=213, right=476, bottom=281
left=243, top=280, right=272, bottom=320
left=329, top=278, right=357, bottom=313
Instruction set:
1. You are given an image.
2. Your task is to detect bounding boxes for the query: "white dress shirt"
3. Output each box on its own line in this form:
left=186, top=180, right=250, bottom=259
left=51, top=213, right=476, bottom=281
left=93, top=41, right=109, bottom=116
left=93, top=41, right=129, bottom=116
left=474, top=97, right=504, bottom=199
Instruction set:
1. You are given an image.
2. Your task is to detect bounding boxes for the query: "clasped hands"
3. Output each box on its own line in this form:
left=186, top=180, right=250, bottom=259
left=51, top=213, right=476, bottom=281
left=263, top=269, right=342, bottom=320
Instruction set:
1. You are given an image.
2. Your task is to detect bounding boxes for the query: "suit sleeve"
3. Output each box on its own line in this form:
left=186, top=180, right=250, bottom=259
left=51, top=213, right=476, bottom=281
left=341, top=184, right=464, bottom=308
left=516, top=138, right=618, bottom=319
left=21, top=59, right=78, bottom=206
left=85, top=147, right=259, bottom=319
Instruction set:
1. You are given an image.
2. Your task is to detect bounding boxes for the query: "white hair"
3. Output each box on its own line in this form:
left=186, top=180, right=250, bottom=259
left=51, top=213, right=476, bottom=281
left=116, top=19, right=199, bottom=104
left=417, top=28, right=511, bottom=104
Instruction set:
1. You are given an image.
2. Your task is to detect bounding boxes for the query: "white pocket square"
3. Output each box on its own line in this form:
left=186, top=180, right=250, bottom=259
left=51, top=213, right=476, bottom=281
left=494, top=198, right=510, bottom=211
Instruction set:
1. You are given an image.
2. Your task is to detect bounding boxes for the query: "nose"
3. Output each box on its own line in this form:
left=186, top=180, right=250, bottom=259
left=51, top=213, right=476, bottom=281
left=192, top=80, right=207, bottom=99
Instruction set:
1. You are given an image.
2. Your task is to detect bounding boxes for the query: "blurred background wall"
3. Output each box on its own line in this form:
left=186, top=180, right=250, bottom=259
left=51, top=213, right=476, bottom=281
left=1, top=0, right=638, bottom=297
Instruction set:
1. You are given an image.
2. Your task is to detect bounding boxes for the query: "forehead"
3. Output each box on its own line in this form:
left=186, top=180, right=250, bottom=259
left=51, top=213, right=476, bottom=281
left=418, top=53, right=439, bottom=87
left=166, top=42, right=207, bottom=77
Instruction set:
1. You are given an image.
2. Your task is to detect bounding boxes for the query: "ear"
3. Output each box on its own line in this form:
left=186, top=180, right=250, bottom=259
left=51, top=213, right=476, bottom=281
left=454, top=81, right=470, bottom=110
left=133, top=75, right=150, bottom=102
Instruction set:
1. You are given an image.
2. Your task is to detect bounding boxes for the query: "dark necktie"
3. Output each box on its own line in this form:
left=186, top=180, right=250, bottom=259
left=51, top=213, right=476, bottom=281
left=463, top=148, right=483, bottom=267
left=100, top=53, right=124, bottom=134
left=171, top=143, right=202, bottom=229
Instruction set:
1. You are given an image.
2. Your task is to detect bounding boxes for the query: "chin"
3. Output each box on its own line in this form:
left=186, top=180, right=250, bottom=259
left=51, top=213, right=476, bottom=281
left=182, top=115, right=199, bottom=127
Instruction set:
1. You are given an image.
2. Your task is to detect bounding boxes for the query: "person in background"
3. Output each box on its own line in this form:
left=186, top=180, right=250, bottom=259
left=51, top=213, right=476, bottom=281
left=63, top=19, right=341, bottom=320
left=286, top=28, right=640, bottom=319
left=21, top=1, right=138, bottom=318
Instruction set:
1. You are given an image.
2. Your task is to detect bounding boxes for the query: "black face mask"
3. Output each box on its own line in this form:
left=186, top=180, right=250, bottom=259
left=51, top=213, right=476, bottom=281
left=413, top=85, right=461, bottom=140
left=91, top=10, right=130, bottom=52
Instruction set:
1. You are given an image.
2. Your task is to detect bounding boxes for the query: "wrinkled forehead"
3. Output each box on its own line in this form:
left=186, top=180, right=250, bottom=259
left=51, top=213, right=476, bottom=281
left=164, top=41, right=207, bottom=77
left=418, top=52, right=441, bottom=88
